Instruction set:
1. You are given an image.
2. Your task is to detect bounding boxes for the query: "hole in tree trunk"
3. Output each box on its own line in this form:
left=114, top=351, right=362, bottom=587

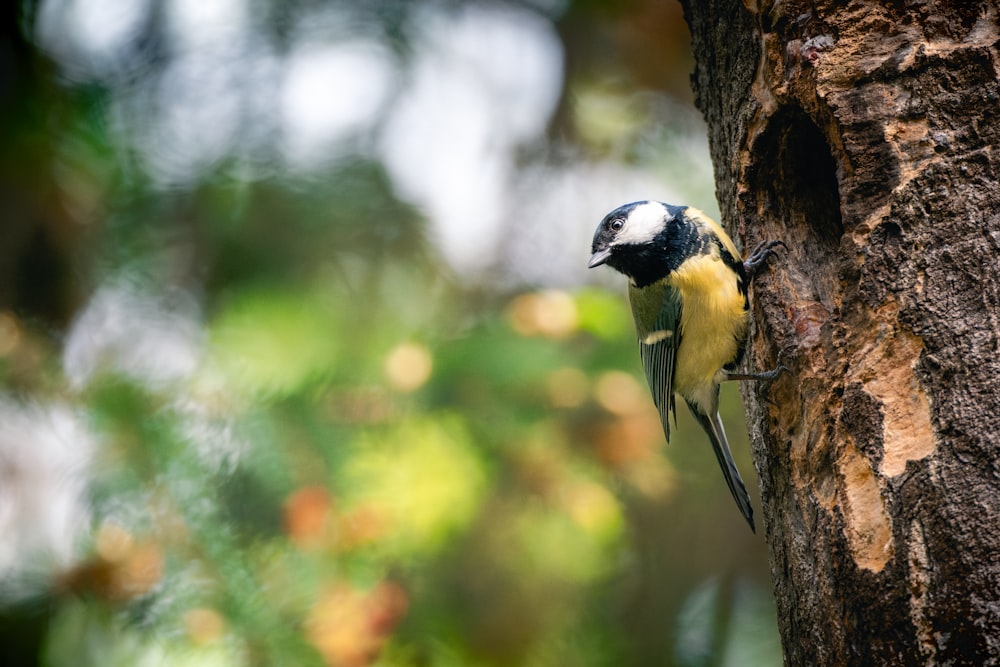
left=752, top=106, right=844, bottom=308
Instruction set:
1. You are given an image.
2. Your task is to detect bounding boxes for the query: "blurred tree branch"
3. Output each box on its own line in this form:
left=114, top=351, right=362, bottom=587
left=0, top=1, right=81, bottom=327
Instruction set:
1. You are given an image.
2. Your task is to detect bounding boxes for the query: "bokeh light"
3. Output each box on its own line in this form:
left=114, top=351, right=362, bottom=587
left=0, top=1, right=779, bottom=665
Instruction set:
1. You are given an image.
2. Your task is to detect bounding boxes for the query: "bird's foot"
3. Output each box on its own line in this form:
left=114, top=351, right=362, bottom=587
left=744, top=240, right=787, bottom=278
left=723, top=365, right=787, bottom=385
left=723, top=364, right=787, bottom=408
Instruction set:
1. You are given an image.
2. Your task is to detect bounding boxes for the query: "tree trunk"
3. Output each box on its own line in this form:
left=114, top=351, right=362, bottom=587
left=679, top=1, right=1000, bottom=664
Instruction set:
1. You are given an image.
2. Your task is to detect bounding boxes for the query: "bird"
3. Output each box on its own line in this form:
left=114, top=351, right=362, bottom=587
left=587, top=200, right=783, bottom=532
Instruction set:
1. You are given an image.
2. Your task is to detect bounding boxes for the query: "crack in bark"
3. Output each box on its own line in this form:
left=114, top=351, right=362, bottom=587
left=908, top=520, right=936, bottom=665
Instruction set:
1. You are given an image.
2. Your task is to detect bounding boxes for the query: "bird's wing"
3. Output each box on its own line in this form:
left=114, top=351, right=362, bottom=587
left=628, top=281, right=682, bottom=441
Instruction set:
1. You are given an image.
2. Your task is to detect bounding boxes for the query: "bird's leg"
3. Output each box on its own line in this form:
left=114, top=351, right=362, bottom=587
left=722, top=364, right=788, bottom=408
left=722, top=345, right=789, bottom=385
left=743, top=240, right=787, bottom=279
left=722, top=365, right=787, bottom=384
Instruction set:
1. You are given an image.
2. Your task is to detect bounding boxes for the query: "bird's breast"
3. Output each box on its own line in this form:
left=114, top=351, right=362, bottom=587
left=668, top=254, right=749, bottom=398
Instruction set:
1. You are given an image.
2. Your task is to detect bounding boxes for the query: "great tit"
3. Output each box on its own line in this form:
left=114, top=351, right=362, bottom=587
left=588, top=200, right=783, bottom=532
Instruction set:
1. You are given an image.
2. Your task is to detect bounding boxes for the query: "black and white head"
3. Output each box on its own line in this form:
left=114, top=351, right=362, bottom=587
left=588, top=200, right=696, bottom=286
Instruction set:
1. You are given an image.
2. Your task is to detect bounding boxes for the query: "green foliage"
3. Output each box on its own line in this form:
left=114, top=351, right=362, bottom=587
left=0, top=1, right=782, bottom=665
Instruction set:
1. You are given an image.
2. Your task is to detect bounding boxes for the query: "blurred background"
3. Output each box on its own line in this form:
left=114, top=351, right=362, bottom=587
left=0, top=0, right=780, bottom=665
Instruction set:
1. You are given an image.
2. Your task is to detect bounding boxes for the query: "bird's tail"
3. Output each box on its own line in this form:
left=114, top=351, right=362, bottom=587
left=687, top=403, right=755, bottom=532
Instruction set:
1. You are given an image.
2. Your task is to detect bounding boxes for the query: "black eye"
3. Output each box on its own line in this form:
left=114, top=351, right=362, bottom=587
left=610, top=218, right=624, bottom=231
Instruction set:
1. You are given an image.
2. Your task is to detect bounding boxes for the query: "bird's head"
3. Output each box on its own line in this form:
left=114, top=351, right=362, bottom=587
left=588, top=200, right=691, bottom=285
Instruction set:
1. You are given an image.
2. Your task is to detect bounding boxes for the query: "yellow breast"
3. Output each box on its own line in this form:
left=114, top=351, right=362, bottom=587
left=668, top=253, right=748, bottom=398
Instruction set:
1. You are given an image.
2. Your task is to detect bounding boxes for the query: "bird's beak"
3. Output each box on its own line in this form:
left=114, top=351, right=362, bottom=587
left=588, top=247, right=612, bottom=268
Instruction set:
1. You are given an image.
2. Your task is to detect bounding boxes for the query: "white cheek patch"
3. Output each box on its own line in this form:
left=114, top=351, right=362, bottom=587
left=615, top=201, right=668, bottom=246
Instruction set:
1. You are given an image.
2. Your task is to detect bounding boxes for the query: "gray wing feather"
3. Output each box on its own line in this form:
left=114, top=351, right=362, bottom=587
left=629, top=283, right=682, bottom=442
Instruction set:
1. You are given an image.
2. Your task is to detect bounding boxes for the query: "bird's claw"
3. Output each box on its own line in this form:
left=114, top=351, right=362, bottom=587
left=757, top=348, right=793, bottom=401
left=744, top=240, right=787, bottom=278
left=756, top=364, right=788, bottom=386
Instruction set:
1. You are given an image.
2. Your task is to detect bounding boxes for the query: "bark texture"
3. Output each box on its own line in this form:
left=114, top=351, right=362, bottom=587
left=679, top=1, right=1000, bottom=664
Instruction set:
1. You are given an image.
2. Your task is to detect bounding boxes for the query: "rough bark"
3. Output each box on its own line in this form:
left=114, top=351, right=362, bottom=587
left=679, top=1, right=1000, bottom=664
